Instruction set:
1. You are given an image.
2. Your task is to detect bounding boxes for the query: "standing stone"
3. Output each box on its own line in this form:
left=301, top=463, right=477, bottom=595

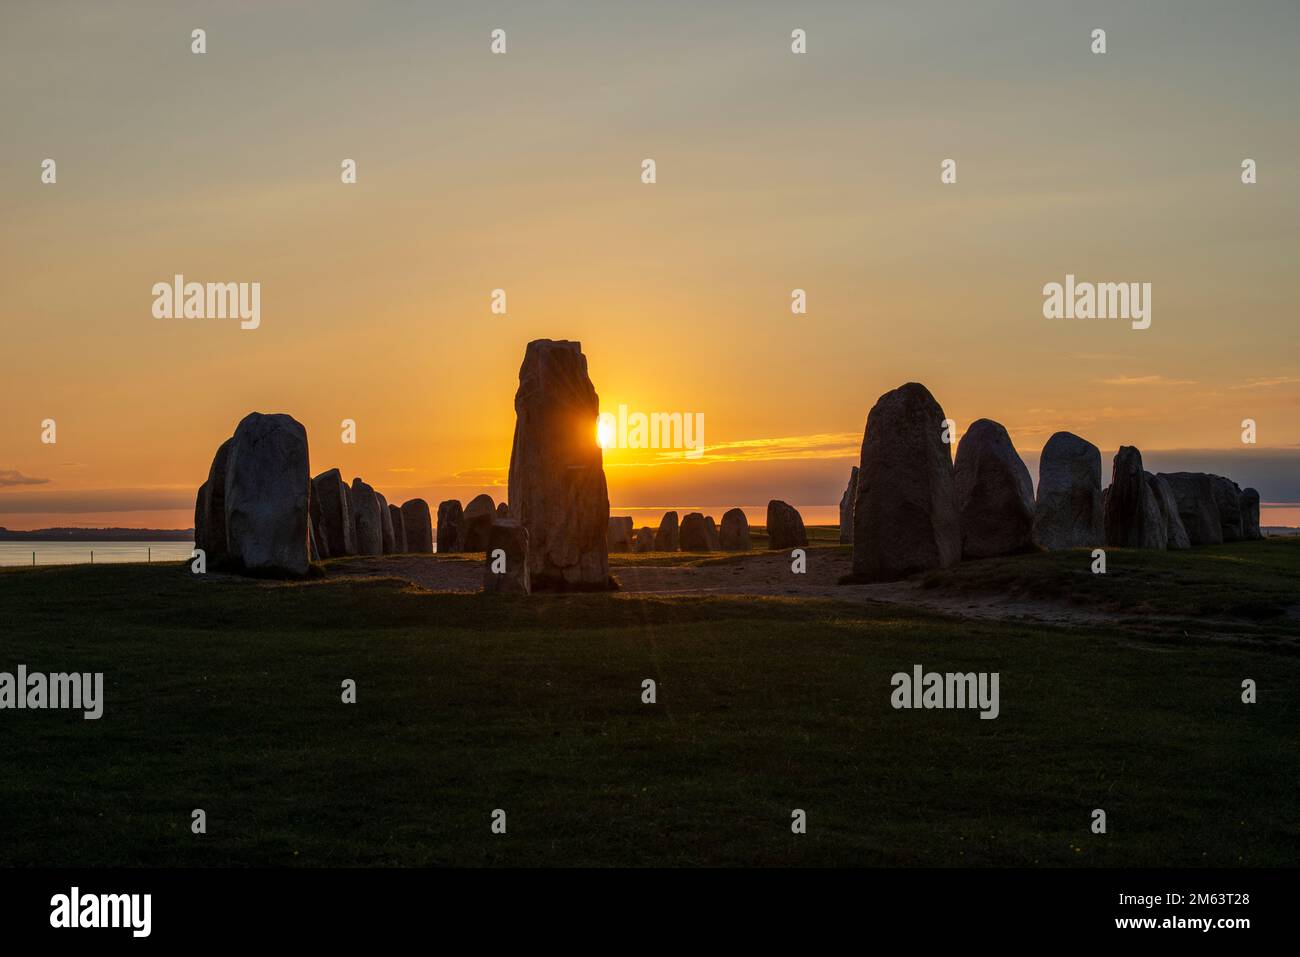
left=309, top=485, right=331, bottom=560
left=350, top=478, right=384, bottom=556
left=400, top=498, right=434, bottom=553
left=654, top=511, right=680, bottom=551
left=376, top=491, right=396, bottom=554
left=839, top=466, right=859, bottom=544
left=462, top=494, right=497, bottom=551
left=851, top=382, right=961, bottom=581
left=1157, top=472, right=1222, bottom=545
left=312, top=468, right=355, bottom=557
left=633, top=527, right=656, bottom=552
left=1241, top=488, right=1262, bottom=540
left=767, top=500, right=808, bottom=550
left=1146, top=472, right=1191, bottom=550
left=705, top=516, right=721, bottom=551
left=507, top=339, right=612, bottom=589
left=1104, top=447, right=1166, bottom=549
left=954, top=419, right=1035, bottom=559
left=720, top=508, right=751, bottom=551
left=309, top=522, right=320, bottom=562
left=1210, top=476, right=1244, bottom=542
left=679, top=513, right=714, bottom=551
left=389, top=504, right=408, bottom=552
left=223, top=412, right=311, bottom=577
left=1032, top=432, right=1104, bottom=550
left=497, top=502, right=510, bottom=520
left=194, top=438, right=233, bottom=567
left=436, top=500, right=463, bottom=553
left=483, top=520, right=530, bottom=595
left=607, top=516, right=634, bottom=552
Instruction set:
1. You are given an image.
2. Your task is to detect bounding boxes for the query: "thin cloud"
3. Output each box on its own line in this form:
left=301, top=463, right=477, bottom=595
left=1097, top=375, right=1196, bottom=387
left=0, top=470, right=50, bottom=488
left=1230, top=376, right=1300, bottom=389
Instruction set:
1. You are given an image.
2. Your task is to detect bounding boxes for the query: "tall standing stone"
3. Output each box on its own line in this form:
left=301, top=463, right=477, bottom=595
left=720, top=508, right=751, bottom=550
left=312, top=468, right=355, bottom=557
left=766, top=500, right=807, bottom=549
left=633, top=527, right=656, bottom=552
left=1210, top=476, right=1244, bottom=542
left=436, top=500, right=463, bottom=553
left=953, top=419, right=1034, bottom=559
left=679, top=512, right=715, bottom=551
left=1146, top=472, right=1191, bottom=549
left=607, top=516, right=634, bottom=552
left=462, top=494, right=497, bottom=551
left=851, top=383, right=960, bottom=581
left=1157, top=472, right=1222, bottom=545
left=350, top=478, right=384, bottom=556
left=654, top=511, right=680, bottom=551
left=223, top=412, right=311, bottom=577
left=1032, top=431, right=1104, bottom=550
left=839, top=466, right=859, bottom=544
left=483, top=520, right=530, bottom=595
left=1241, top=487, right=1262, bottom=540
left=1104, top=447, right=1166, bottom=549
left=400, top=498, right=434, bottom=553
left=194, top=438, right=233, bottom=567
left=389, top=503, right=408, bottom=552
left=376, top=491, right=396, bottom=554
left=507, top=339, right=612, bottom=589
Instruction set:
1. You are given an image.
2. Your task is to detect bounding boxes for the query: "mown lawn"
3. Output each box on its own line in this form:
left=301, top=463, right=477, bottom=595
left=0, top=549, right=1296, bottom=867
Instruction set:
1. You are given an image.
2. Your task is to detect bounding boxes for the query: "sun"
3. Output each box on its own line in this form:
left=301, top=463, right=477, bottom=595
left=596, top=415, right=616, bottom=450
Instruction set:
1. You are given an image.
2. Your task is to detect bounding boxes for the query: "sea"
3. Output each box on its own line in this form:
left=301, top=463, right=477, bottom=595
left=0, top=542, right=196, bottom=568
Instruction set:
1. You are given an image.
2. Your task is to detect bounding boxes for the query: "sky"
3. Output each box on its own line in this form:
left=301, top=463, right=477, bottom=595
left=2, top=0, right=1298, bottom=531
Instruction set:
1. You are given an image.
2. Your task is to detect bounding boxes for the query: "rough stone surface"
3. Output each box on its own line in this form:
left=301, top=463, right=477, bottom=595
left=376, top=491, right=396, bottom=554
left=679, top=512, right=715, bottom=551
left=462, top=494, right=497, bottom=552
left=311, top=468, right=354, bottom=558
left=766, top=500, right=807, bottom=550
left=483, top=520, right=530, bottom=595
left=705, top=516, right=721, bottom=551
left=839, top=466, right=859, bottom=544
left=350, top=478, right=384, bottom=556
left=1210, top=475, right=1244, bottom=542
left=607, top=516, right=634, bottom=552
left=633, top=527, right=656, bottom=552
left=954, top=418, right=1035, bottom=559
left=389, top=504, right=407, bottom=553
left=1241, top=487, right=1262, bottom=540
left=497, top=503, right=510, bottom=520
left=1157, top=472, right=1223, bottom=546
left=223, top=412, right=311, bottom=577
left=195, top=438, right=233, bottom=567
left=720, top=508, right=751, bottom=551
left=654, top=511, right=680, bottom=551
left=400, top=498, right=434, bottom=553
left=1104, top=446, right=1166, bottom=549
left=1146, top=472, right=1191, bottom=550
left=852, top=383, right=961, bottom=581
left=507, top=339, right=612, bottom=589
left=1032, top=431, right=1104, bottom=551
left=436, top=500, right=463, bottom=554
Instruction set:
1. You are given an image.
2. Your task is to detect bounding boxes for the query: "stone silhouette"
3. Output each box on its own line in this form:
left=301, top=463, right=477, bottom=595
left=311, top=468, right=354, bottom=558
left=1210, top=475, right=1244, bottom=542
left=839, top=466, right=859, bottom=544
left=194, top=438, right=233, bottom=568
left=953, top=419, right=1034, bottom=559
left=851, top=383, right=960, bottom=581
left=389, top=503, right=407, bottom=553
left=483, top=520, right=530, bottom=595
left=507, top=339, right=613, bottom=589
left=376, top=491, right=396, bottom=554
left=719, top=508, right=751, bottom=550
left=1157, top=472, right=1222, bottom=546
left=1241, top=487, right=1262, bottom=540
left=462, top=494, right=497, bottom=551
left=350, top=478, right=384, bottom=556
left=607, top=516, right=634, bottom=552
left=633, top=527, right=656, bottom=552
left=1104, top=447, right=1167, bottom=549
left=400, top=498, right=434, bottom=553
left=1146, top=472, right=1190, bottom=550
left=679, top=512, right=715, bottom=551
left=436, top=500, right=463, bottom=553
left=766, top=500, right=807, bottom=549
left=1032, top=431, right=1104, bottom=550
left=223, top=412, right=311, bottom=577
left=654, top=511, right=680, bottom=552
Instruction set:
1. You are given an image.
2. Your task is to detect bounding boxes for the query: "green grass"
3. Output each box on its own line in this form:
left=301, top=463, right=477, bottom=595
left=0, top=546, right=1297, bottom=867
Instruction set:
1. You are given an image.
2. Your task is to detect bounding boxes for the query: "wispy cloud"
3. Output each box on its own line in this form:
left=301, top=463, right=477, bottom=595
left=1097, top=374, right=1196, bottom=387
left=0, top=470, right=50, bottom=488
left=1230, top=376, right=1300, bottom=390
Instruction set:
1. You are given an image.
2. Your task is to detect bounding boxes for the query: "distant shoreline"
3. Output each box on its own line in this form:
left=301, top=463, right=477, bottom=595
left=0, top=528, right=194, bottom=542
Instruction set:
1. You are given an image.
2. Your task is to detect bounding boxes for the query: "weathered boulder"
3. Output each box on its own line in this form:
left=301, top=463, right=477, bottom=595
left=705, top=516, right=721, bottom=550
left=483, top=520, right=530, bottom=594
left=311, top=468, right=354, bottom=557
left=223, top=412, right=311, bottom=577
left=1146, top=472, right=1190, bottom=549
left=1210, top=475, right=1244, bottom=542
left=436, top=500, right=463, bottom=553
left=496, top=502, right=510, bottom=520
left=1241, top=488, right=1262, bottom=540
left=1104, top=447, right=1166, bottom=549
left=679, top=512, right=714, bottom=551
left=607, top=516, right=634, bottom=552
left=400, top=498, right=434, bottom=553
left=389, top=504, right=407, bottom=552
left=376, top=491, right=396, bottom=554
left=462, top=494, right=497, bottom=551
left=1032, top=431, right=1104, bottom=550
left=1157, top=472, right=1222, bottom=545
left=194, top=438, right=233, bottom=567
left=720, top=508, right=751, bottom=551
left=851, top=383, right=961, bottom=581
left=507, top=339, right=613, bottom=589
left=633, top=527, right=656, bottom=552
left=654, top=511, right=680, bottom=551
left=953, top=419, right=1035, bottom=559
left=839, top=466, right=859, bottom=544
left=766, top=500, right=807, bottom=550
left=349, top=478, right=384, bottom=556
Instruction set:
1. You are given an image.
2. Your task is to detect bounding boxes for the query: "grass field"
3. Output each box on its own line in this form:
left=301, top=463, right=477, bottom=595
left=1, top=539, right=1297, bottom=867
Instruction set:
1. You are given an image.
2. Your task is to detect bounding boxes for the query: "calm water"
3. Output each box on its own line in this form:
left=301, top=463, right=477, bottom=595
left=0, top=542, right=195, bottom=567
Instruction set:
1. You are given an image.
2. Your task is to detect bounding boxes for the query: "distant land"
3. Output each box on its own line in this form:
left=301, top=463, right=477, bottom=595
left=0, top=527, right=194, bottom=542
